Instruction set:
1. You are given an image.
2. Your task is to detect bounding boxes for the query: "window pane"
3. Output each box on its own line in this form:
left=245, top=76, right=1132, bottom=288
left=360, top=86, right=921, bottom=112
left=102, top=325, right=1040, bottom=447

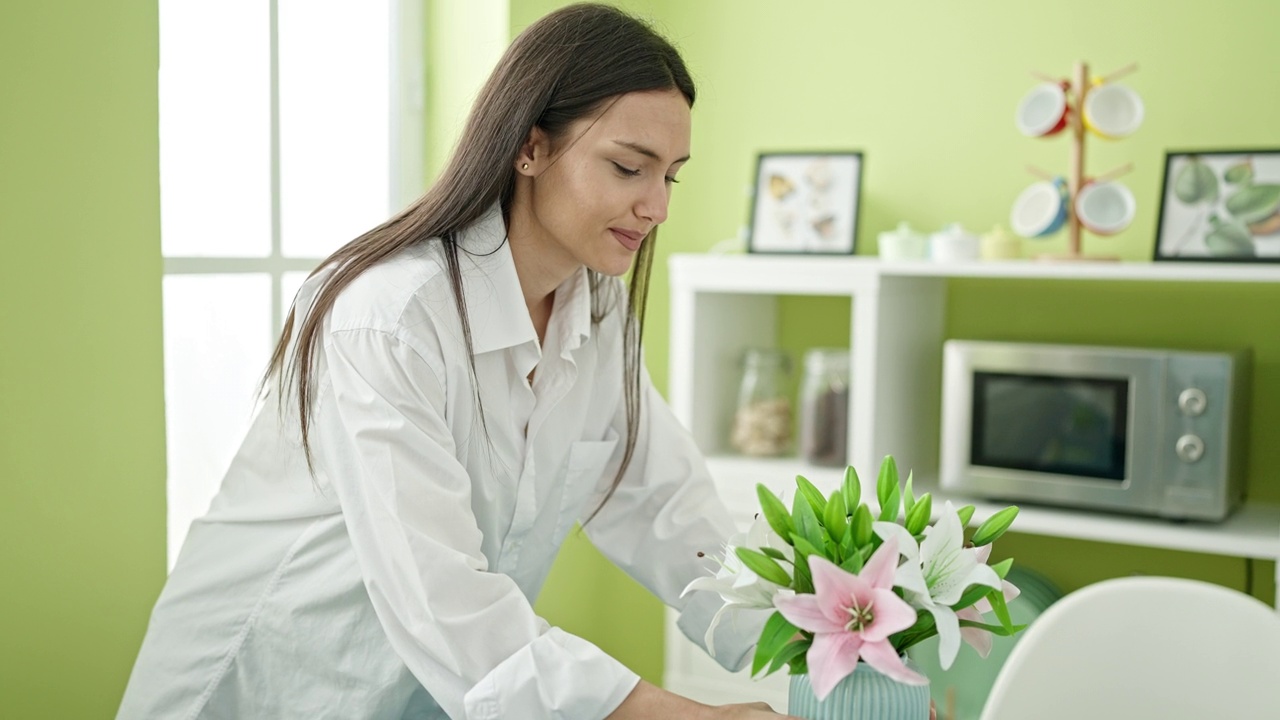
left=163, top=274, right=271, bottom=567
left=282, top=270, right=312, bottom=317
left=159, top=1, right=271, bottom=257
left=279, top=0, right=392, bottom=258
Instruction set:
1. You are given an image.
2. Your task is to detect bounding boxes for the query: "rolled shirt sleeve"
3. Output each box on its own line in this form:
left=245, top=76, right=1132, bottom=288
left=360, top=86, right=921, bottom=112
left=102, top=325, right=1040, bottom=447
left=313, top=328, right=639, bottom=719
left=581, top=366, right=769, bottom=673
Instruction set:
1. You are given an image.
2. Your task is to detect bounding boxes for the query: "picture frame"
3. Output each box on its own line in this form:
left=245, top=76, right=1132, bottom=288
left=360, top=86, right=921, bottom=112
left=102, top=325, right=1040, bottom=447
left=747, top=151, right=863, bottom=255
left=1154, top=149, right=1280, bottom=262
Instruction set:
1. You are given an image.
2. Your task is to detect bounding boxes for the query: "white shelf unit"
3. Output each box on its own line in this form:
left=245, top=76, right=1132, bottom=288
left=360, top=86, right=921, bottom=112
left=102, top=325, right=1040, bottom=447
left=662, top=255, right=1280, bottom=705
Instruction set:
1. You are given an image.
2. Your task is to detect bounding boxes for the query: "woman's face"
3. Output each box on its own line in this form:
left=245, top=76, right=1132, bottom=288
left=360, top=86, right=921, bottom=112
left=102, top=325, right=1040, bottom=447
left=515, top=88, right=691, bottom=279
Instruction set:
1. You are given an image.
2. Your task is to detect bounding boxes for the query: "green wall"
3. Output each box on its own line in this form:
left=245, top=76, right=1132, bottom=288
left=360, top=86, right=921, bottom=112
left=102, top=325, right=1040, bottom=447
left=524, top=0, right=1280, bottom=689
left=5, top=2, right=1278, bottom=714
left=424, top=0, right=510, bottom=181
left=0, top=2, right=167, bottom=718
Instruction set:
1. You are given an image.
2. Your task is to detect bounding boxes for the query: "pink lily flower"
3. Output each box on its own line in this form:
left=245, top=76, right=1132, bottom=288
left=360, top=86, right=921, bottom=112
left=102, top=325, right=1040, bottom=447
left=773, top=538, right=927, bottom=700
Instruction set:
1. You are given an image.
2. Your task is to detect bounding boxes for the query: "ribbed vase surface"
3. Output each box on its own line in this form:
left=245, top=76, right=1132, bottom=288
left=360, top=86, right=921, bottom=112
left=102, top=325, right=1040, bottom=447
left=787, top=661, right=931, bottom=720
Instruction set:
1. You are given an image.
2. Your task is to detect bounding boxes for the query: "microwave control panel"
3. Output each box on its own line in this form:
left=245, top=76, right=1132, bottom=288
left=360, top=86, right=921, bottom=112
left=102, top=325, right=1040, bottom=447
left=1160, top=351, right=1249, bottom=517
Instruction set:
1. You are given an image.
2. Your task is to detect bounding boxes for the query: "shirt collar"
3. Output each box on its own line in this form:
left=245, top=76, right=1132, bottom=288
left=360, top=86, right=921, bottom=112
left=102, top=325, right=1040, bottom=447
left=549, top=260, right=593, bottom=358
left=455, top=204, right=593, bottom=356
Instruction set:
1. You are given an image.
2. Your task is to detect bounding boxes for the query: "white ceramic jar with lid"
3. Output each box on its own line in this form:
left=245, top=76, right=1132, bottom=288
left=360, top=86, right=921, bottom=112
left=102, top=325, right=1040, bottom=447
left=929, top=222, right=982, bottom=262
left=878, top=221, right=929, bottom=261
left=980, top=224, right=1022, bottom=260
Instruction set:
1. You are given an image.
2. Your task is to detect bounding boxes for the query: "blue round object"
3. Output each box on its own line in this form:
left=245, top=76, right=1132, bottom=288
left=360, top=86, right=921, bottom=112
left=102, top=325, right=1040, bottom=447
left=905, top=565, right=1063, bottom=720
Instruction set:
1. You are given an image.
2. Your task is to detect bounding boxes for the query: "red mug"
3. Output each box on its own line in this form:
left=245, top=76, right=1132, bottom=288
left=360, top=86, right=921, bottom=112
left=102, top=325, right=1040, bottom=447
left=1015, top=81, right=1071, bottom=138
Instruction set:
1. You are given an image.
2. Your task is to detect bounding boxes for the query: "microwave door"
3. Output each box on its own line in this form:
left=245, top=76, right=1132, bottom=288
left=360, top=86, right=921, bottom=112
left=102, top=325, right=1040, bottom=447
left=942, top=341, right=1167, bottom=514
left=972, top=371, right=1129, bottom=482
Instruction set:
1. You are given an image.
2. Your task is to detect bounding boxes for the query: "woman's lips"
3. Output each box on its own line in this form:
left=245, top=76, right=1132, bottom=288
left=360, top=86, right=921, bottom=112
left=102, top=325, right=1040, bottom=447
left=610, top=228, right=644, bottom=251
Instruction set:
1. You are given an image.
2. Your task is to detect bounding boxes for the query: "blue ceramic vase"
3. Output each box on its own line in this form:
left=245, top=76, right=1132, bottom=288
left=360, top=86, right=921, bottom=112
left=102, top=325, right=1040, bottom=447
left=787, top=660, right=931, bottom=720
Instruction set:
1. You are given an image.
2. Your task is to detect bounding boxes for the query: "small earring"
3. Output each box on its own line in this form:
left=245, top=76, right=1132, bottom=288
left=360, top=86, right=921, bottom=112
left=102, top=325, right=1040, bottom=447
left=521, top=163, right=529, bottom=171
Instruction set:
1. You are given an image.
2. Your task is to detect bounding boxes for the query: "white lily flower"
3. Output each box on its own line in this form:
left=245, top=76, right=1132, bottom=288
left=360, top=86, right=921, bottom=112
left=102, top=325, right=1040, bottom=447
left=681, top=514, right=794, bottom=655
left=958, top=544, right=1022, bottom=657
left=873, top=501, right=1002, bottom=670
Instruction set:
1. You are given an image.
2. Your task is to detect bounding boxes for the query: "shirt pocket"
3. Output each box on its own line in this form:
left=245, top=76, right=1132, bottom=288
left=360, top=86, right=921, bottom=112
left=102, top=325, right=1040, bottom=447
left=555, top=428, right=620, bottom=537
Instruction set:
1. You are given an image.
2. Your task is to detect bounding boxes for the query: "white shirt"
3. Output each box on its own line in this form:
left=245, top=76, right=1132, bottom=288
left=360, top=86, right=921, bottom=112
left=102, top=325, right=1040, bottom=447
left=118, top=206, right=761, bottom=720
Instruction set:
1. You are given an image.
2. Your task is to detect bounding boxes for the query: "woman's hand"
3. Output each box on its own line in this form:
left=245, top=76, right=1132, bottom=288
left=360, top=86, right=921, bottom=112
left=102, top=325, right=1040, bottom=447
left=608, top=681, right=799, bottom=719
left=703, top=701, right=798, bottom=719
left=708, top=699, right=936, bottom=719
left=608, top=680, right=935, bottom=719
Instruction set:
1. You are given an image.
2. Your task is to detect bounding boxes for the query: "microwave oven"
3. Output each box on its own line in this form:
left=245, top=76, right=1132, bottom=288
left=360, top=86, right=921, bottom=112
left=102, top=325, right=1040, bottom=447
left=940, top=341, right=1250, bottom=521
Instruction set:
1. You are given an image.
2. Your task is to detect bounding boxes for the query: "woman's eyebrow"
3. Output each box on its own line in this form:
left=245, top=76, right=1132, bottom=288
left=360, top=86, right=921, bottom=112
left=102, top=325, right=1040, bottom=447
left=611, top=139, right=690, bottom=164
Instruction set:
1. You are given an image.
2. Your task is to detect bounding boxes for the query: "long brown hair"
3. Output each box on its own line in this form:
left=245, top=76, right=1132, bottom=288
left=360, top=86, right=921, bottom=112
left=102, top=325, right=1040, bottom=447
left=261, top=3, right=695, bottom=523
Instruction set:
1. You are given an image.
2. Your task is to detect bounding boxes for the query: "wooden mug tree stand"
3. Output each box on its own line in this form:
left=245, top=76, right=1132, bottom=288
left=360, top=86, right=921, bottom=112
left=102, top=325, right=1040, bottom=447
left=1033, top=60, right=1137, bottom=262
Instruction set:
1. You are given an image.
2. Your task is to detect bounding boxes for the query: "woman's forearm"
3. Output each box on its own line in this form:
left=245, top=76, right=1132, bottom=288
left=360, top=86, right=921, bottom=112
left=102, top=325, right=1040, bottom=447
left=607, top=680, right=791, bottom=720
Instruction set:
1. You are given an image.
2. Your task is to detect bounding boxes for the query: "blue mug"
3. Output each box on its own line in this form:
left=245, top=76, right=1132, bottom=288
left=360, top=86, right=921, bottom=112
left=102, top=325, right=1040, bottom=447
left=1010, top=177, right=1068, bottom=239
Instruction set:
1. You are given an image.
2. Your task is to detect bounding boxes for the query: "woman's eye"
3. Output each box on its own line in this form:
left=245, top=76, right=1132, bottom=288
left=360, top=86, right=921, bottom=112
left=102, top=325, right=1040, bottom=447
left=611, top=161, right=641, bottom=177
left=665, top=176, right=680, bottom=185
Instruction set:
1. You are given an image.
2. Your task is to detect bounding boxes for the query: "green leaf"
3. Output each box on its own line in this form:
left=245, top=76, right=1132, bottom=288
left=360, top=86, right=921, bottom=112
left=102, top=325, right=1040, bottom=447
left=956, top=504, right=976, bottom=528
left=990, top=557, right=1013, bottom=579
left=841, top=543, right=875, bottom=577
left=839, top=548, right=864, bottom=574
left=1225, top=183, right=1280, bottom=224
left=952, top=583, right=991, bottom=612
left=792, top=492, right=825, bottom=551
left=852, top=504, right=874, bottom=547
left=876, top=456, right=899, bottom=508
left=792, top=551, right=814, bottom=593
left=901, top=612, right=936, bottom=637
left=902, top=471, right=916, bottom=516
left=958, top=619, right=1028, bottom=636
left=904, top=492, right=932, bottom=536
left=893, top=612, right=937, bottom=654
left=765, top=638, right=811, bottom=676
left=1204, top=215, right=1256, bottom=257
left=876, top=457, right=901, bottom=522
left=751, top=612, right=800, bottom=677
left=988, top=587, right=1014, bottom=630
left=790, top=534, right=824, bottom=560
left=823, top=491, right=848, bottom=544
left=824, top=538, right=841, bottom=565
left=1224, top=161, right=1254, bottom=186
left=760, top=546, right=789, bottom=562
left=757, top=484, right=794, bottom=543
left=878, top=485, right=901, bottom=523
left=1174, top=156, right=1219, bottom=205
left=795, top=475, right=827, bottom=519
left=734, top=548, right=792, bottom=587
left=788, top=653, right=809, bottom=676
left=972, top=506, right=1019, bottom=546
left=841, top=466, right=862, bottom=510
left=839, top=515, right=857, bottom=557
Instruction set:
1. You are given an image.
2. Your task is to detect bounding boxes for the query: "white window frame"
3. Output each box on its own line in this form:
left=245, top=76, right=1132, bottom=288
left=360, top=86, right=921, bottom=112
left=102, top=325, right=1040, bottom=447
left=160, top=0, right=425, bottom=567
left=162, top=0, right=424, bottom=337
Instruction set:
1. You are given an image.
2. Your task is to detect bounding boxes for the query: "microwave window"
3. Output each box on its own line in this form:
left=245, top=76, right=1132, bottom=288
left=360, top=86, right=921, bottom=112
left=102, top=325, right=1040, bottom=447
left=971, top=372, right=1128, bottom=481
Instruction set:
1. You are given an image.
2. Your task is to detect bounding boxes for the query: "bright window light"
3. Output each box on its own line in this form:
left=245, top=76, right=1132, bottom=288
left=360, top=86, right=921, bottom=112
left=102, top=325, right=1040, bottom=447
left=159, top=0, right=420, bottom=569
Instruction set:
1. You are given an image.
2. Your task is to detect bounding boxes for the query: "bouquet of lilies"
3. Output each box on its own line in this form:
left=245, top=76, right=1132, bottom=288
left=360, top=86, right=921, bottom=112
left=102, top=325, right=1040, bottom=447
left=683, top=456, right=1025, bottom=700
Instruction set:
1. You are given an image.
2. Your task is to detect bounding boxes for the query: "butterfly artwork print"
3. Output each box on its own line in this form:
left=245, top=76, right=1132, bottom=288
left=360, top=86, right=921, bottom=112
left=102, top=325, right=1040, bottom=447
left=748, top=152, right=863, bottom=255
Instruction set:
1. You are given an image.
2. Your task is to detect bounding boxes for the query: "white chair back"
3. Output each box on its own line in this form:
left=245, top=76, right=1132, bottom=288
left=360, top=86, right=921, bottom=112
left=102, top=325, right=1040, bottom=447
left=980, top=576, right=1280, bottom=720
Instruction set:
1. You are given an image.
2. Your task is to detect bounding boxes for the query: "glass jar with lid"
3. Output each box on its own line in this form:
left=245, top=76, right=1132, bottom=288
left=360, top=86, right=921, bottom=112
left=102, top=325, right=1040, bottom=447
left=730, top=348, right=792, bottom=457
left=798, top=348, right=851, bottom=467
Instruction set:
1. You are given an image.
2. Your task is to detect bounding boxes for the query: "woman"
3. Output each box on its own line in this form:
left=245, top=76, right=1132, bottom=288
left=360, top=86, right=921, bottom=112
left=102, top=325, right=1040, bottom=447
left=118, top=4, right=793, bottom=719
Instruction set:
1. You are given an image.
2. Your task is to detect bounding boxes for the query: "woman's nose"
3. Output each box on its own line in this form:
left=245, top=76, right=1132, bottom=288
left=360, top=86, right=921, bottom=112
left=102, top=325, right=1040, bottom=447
left=636, top=179, right=670, bottom=226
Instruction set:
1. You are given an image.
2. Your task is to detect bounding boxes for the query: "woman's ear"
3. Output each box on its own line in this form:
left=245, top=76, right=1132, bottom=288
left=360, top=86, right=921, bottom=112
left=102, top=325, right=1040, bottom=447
left=515, top=126, right=551, bottom=176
